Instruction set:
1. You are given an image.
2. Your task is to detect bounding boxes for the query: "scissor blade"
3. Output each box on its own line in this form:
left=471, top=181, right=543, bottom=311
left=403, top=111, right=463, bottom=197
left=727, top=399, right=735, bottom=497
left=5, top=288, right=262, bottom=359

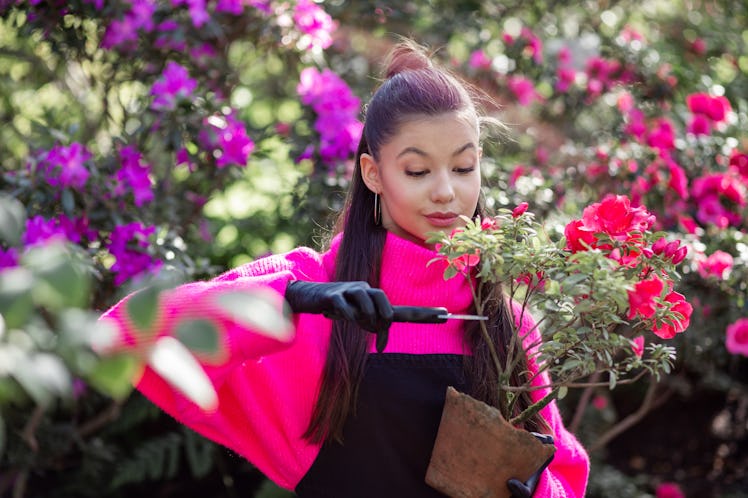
left=438, top=313, right=488, bottom=321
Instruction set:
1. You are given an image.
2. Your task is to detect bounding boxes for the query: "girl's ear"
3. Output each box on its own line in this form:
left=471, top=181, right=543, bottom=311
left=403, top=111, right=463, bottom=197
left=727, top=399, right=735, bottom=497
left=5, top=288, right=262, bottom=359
left=360, top=153, right=382, bottom=194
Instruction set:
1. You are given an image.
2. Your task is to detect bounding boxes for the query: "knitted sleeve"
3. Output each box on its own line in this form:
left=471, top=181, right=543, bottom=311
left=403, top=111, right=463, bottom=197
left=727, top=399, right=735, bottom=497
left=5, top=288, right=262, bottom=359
left=516, top=304, right=591, bottom=497
left=98, top=246, right=332, bottom=489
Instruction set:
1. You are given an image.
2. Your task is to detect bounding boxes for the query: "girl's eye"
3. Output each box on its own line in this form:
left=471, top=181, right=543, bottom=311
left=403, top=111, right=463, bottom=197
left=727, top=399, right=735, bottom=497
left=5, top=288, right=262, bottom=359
left=405, top=170, right=428, bottom=177
left=454, top=167, right=475, bottom=174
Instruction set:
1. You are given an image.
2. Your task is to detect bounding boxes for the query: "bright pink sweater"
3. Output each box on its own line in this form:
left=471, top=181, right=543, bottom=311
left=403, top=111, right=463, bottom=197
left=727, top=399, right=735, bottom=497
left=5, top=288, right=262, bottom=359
left=100, top=231, right=589, bottom=496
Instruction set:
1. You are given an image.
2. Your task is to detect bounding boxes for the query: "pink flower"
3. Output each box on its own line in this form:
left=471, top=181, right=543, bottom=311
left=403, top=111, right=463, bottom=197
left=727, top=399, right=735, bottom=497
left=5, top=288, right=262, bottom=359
left=480, top=217, right=497, bottom=230
left=297, top=67, right=362, bottom=165
left=729, top=150, right=748, bottom=179
left=592, top=395, right=608, bottom=410
left=564, top=219, right=597, bottom=252
left=652, top=292, right=692, bottom=339
left=468, top=50, right=492, bottom=70
left=39, top=142, right=92, bottom=190
left=506, top=75, right=541, bottom=106
left=631, top=336, right=645, bottom=358
left=0, top=247, right=19, bottom=271
left=150, top=61, right=198, bottom=111
left=690, top=38, right=706, bottom=55
left=170, top=0, right=209, bottom=27
left=112, top=146, right=154, bottom=206
left=23, top=216, right=71, bottom=246
left=697, top=250, right=734, bottom=280
left=293, top=0, right=337, bottom=51
left=686, top=92, right=731, bottom=123
left=107, top=222, right=162, bottom=285
left=656, top=482, right=685, bottom=498
left=581, top=194, right=655, bottom=239
left=628, top=274, right=664, bottom=320
left=199, top=112, right=255, bottom=168
left=512, top=202, right=529, bottom=218
left=452, top=251, right=480, bottom=272
left=687, top=114, right=712, bottom=136
left=725, top=318, right=748, bottom=357
left=646, top=118, right=676, bottom=152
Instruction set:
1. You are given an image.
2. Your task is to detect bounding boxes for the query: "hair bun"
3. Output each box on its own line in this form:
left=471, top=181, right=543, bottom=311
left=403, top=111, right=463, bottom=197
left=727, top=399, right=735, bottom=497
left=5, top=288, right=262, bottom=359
left=383, top=40, right=434, bottom=79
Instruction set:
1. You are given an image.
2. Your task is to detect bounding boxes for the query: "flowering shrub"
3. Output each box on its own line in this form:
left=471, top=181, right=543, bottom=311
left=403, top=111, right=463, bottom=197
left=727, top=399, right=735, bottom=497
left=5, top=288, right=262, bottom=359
left=429, top=195, right=691, bottom=423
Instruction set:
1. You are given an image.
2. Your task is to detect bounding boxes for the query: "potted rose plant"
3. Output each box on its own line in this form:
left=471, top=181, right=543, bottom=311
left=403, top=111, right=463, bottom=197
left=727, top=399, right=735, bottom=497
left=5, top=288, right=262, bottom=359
left=424, top=194, right=692, bottom=498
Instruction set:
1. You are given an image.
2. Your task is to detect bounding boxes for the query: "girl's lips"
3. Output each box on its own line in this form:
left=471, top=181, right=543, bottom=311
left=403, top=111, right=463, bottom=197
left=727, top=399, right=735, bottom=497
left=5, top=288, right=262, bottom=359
left=425, top=214, right=458, bottom=227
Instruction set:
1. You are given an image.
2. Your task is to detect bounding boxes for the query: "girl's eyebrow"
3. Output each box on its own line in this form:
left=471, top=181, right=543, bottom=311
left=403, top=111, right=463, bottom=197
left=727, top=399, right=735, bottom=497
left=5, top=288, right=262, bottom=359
left=396, top=142, right=476, bottom=159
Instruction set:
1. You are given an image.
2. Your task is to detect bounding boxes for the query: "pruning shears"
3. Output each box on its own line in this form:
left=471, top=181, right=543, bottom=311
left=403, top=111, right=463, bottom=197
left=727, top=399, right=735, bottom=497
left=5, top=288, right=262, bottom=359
left=324, top=305, right=487, bottom=352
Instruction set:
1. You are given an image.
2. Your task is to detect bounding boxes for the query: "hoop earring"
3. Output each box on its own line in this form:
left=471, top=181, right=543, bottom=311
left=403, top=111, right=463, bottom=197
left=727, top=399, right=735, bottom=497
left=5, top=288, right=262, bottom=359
left=373, top=193, right=382, bottom=226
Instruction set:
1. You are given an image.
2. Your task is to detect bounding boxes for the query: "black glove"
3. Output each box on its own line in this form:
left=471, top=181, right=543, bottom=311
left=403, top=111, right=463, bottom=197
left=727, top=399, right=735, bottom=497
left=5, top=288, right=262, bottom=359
left=507, top=433, right=555, bottom=498
left=285, top=281, right=394, bottom=351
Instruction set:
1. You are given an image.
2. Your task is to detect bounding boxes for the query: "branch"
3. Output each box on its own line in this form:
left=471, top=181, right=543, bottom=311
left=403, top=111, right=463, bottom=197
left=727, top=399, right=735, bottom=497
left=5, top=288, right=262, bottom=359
left=21, top=405, right=45, bottom=452
left=588, top=378, right=673, bottom=452
left=77, top=400, right=123, bottom=438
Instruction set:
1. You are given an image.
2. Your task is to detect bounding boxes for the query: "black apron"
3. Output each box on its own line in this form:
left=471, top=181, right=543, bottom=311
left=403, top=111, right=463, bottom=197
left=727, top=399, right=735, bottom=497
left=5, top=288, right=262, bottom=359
left=295, top=353, right=470, bottom=498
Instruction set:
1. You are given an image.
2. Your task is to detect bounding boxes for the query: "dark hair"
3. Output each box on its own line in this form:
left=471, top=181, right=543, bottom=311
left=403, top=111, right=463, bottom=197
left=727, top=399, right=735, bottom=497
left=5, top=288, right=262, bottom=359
left=304, top=40, right=545, bottom=444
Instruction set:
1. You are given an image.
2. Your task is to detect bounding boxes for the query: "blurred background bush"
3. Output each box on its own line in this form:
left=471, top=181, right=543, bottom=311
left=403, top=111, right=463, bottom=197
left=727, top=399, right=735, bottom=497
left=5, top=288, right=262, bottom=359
left=1, top=1, right=746, bottom=497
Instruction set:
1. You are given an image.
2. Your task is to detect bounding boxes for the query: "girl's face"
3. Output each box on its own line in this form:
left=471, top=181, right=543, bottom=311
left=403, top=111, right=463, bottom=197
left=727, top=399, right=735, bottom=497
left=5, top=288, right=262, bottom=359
left=361, top=112, right=482, bottom=246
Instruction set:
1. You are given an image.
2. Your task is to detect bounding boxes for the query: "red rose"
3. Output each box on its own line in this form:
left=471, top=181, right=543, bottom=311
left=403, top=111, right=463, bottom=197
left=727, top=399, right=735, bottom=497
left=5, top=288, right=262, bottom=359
left=564, top=219, right=597, bottom=252
left=652, top=291, right=692, bottom=339
left=581, top=194, right=655, bottom=240
left=627, top=274, right=664, bottom=320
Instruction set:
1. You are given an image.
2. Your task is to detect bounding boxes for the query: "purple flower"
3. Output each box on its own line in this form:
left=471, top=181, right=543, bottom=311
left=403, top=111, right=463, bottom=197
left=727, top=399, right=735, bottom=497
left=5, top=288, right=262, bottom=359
left=215, top=0, right=244, bottom=15
left=38, top=143, right=92, bottom=190
left=101, top=0, right=156, bottom=50
left=0, top=247, right=18, bottom=271
left=23, top=216, right=69, bottom=246
left=22, top=214, right=95, bottom=247
left=171, top=0, right=209, bottom=27
left=201, top=112, right=255, bottom=168
left=112, top=146, right=154, bottom=206
left=107, top=222, right=162, bottom=285
left=293, top=0, right=336, bottom=51
left=150, top=61, right=198, bottom=111
left=297, top=67, right=362, bottom=165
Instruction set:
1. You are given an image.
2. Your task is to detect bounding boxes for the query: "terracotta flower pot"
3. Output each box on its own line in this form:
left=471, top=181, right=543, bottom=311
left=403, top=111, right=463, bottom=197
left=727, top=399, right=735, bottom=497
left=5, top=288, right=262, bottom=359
left=426, top=387, right=556, bottom=498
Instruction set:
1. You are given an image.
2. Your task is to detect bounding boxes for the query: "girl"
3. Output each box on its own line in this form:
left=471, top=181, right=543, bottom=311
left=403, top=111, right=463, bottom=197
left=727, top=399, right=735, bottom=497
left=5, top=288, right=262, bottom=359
left=100, top=41, right=589, bottom=497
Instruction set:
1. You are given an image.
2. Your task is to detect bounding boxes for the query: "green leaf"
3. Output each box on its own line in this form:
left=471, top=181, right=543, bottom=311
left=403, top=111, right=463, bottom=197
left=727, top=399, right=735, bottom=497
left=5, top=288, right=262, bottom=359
left=443, top=265, right=458, bottom=280
left=148, top=336, right=217, bottom=411
left=175, top=319, right=220, bottom=355
left=87, top=354, right=138, bottom=400
left=213, top=289, right=293, bottom=341
left=24, top=244, right=90, bottom=310
left=0, top=268, right=34, bottom=329
left=126, top=285, right=161, bottom=333
left=0, top=195, right=26, bottom=246
left=557, top=386, right=568, bottom=400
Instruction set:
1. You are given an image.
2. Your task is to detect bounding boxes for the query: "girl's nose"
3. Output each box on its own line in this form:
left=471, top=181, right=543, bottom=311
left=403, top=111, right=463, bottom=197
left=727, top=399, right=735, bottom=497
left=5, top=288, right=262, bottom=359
left=431, top=172, right=456, bottom=203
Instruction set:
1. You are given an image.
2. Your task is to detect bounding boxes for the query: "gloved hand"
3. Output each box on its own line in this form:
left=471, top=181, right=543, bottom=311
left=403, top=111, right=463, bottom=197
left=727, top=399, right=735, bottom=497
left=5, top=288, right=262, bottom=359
left=507, top=433, right=555, bottom=498
left=284, top=281, right=394, bottom=351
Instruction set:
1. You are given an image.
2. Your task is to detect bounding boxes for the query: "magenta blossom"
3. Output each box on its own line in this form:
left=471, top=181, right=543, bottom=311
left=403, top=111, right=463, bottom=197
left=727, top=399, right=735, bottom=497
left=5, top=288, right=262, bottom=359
left=107, top=222, right=162, bottom=285
left=293, top=0, right=337, bottom=51
left=0, top=247, right=19, bottom=271
left=297, top=67, right=362, bottom=165
left=691, top=173, right=746, bottom=228
left=101, top=0, right=156, bottom=50
left=37, top=142, right=92, bottom=190
left=112, top=146, right=154, bottom=206
left=697, top=250, right=734, bottom=280
left=506, top=75, right=541, bottom=106
left=468, top=50, right=492, bottom=70
left=201, top=112, right=255, bottom=168
left=170, top=0, right=209, bottom=27
left=726, top=318, right=748, bottom=357
left=151, top=61, right=198, bottom=111
left=23, top=215, right=70, bottom=246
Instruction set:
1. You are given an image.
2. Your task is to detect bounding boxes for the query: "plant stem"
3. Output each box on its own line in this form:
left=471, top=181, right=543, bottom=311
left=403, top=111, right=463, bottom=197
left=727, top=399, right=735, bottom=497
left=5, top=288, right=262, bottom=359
left=509, top=387, right=561, bottom=426
left=588, top=377, right=672, bottom=452
left=569, top=372, right=601, bottom=433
